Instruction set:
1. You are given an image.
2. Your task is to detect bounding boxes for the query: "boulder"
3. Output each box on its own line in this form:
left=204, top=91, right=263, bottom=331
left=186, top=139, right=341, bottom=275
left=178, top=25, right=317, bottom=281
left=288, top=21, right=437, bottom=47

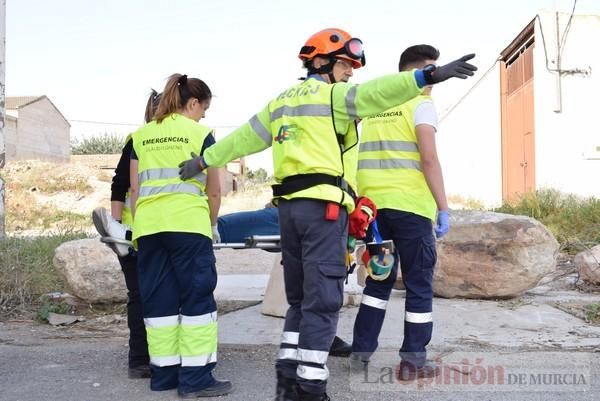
left=434, top=210, right=559, bottom=299
left=354, top=211, right=560, bottom=299
left=53, top=238, right=127, bottom=303
left=574, top=244, right=600, bottom=284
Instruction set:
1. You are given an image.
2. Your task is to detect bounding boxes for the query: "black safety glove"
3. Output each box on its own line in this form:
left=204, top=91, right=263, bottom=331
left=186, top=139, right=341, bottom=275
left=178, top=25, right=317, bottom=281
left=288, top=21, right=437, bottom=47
left=423, top=54, right=477, bottom=84
left=178, top=152, right=207, bottom=180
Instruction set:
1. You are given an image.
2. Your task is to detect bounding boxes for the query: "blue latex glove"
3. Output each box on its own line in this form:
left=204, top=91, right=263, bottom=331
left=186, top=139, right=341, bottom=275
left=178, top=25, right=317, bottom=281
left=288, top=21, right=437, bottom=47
left=435, top=210, right=450, bottom=238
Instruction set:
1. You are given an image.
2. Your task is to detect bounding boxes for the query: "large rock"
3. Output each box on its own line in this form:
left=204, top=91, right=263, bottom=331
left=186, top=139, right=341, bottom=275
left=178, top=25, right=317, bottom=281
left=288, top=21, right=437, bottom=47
left=574, top=245, right=600, bottom=284
left=53, top=238, right=126, bottom=303
left=434, top=210, right=559, bottom=299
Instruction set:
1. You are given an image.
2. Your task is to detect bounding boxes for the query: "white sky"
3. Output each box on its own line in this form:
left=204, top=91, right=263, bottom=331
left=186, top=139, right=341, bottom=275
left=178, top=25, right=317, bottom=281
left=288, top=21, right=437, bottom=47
left=5, top=0, right=599, bottom=172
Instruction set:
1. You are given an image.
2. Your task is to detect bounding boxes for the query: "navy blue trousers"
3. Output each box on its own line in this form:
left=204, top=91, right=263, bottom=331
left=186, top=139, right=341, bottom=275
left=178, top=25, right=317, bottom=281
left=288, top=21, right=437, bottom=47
left=117, top=253, right=149, bottom=369
left=352, top=210, right=436, bottom=367
left=136, top=232, right=218, bottom=394
left=276, top=199, right=348, bottom=395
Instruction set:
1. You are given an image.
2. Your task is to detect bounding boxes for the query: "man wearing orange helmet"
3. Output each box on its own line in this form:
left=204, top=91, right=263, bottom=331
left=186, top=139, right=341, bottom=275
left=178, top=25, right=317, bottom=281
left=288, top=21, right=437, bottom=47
left=178, top=28, right=477, bottom=401
left=298, top=28, right=365, bottom=83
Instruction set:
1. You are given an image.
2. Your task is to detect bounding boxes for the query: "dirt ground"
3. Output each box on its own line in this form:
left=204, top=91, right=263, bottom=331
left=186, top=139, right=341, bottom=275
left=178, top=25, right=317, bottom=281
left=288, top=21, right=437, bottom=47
left=3, top=155, right=272, bottom=235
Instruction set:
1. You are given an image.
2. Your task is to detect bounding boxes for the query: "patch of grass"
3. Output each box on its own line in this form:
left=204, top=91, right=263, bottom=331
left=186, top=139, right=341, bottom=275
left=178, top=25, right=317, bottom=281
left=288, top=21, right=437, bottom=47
left=554, top=301, right=600, bottom=325
left=583, top=303, right=600, bottom=324
left=0, top=231, right=90, bottom=318
left=447, top=194, right=486, bottom=210
left=494, top=188, right=600, bottom=253
left=41, top=210, right=89, bottom=229
left=5, top=190, right=89, bottom=231
left=498, top=298, right=532, bottom=310
left=96, top=169, right=114, bottom=183
left=5, top=161, right=91, bottom=194
left=83, top=302, right=126, bottom=317
left=35, top=300, right=73, bottom=323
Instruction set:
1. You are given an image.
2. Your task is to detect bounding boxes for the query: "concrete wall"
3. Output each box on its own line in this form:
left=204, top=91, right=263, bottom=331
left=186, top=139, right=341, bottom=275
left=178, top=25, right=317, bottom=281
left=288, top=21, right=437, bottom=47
left=13, top=97, right=70, bottom=162
left=533, top=12, right=600, bottom=198
left=437, top=63, right=503, bottom=207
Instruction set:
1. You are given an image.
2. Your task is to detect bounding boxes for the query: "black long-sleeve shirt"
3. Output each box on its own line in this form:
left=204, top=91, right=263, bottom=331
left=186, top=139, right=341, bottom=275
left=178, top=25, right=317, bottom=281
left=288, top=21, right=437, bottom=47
left=110, top=139, right=133, bottom=202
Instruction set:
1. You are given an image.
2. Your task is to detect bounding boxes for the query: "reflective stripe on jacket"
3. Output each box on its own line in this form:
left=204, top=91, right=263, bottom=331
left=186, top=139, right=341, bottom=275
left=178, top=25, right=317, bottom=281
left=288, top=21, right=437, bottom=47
left=131, top=113, right=212, bottom=242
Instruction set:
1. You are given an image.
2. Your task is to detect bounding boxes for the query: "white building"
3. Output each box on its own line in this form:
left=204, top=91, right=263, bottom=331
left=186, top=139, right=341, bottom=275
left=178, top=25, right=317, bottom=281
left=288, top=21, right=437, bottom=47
left=438, top=11, right=600, bottom=207
left=5, top=95, right=71, bottom=162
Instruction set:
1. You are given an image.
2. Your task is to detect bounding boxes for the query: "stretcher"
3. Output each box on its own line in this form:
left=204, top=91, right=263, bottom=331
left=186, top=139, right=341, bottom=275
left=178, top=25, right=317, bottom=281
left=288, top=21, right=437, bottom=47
left=101, top=234, right=388, bottom=253
left=101, top=234, right=394, bottom=280
left=213, top=235, right=282, bottom=251
left=100, top=234, right=283, bottom=251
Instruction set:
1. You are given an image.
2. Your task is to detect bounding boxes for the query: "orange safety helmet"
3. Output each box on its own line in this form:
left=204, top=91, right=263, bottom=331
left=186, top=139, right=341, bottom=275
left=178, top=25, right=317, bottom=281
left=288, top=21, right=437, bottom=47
left=299, top=28, right=366, bottom=69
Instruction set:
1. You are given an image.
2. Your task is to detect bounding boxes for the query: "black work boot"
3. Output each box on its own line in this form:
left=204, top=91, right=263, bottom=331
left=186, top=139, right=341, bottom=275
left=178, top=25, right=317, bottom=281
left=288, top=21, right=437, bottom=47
left=274, top=372, right=299, bottom=401
left=297, top=387, right=331, bottom=401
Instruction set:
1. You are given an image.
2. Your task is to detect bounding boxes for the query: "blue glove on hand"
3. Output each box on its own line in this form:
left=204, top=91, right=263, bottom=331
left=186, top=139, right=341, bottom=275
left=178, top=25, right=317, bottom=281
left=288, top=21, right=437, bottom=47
left=435, top=210, right=450, bottom=238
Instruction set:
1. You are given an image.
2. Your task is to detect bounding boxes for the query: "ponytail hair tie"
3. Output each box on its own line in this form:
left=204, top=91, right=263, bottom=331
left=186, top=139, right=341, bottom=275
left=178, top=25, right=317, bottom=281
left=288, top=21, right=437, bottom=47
left=177, top=74, right=188, bottom=86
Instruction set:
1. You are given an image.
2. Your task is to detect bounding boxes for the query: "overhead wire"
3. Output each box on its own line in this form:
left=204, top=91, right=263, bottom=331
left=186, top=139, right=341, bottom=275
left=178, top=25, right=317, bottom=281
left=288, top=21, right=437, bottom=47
left=69, top=119, right=239, bottom=130
left=441, top=0, right=579, bottom=121
left=439, top=57, right=501, bottom=123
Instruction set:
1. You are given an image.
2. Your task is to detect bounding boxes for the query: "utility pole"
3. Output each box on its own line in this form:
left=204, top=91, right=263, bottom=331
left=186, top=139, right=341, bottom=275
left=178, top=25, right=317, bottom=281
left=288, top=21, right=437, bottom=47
left=0, top=0, right=6, bottom=237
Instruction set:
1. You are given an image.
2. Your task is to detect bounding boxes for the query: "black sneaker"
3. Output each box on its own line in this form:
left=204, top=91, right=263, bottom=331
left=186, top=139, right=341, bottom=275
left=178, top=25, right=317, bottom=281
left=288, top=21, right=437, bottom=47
left=128, top=365, right=151, bottom=379
left=328, top=336, right=352, bottom=357
left=178, top=380, right=233, bottom=398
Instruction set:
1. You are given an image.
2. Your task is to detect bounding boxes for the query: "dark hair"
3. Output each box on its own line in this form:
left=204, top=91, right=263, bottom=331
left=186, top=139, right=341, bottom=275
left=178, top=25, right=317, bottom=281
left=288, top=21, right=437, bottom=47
left=154, top=73, right=212, bottom=123
left=399, top=45, right=440, bottom=71
left=144, top=89, right=162, bottom=123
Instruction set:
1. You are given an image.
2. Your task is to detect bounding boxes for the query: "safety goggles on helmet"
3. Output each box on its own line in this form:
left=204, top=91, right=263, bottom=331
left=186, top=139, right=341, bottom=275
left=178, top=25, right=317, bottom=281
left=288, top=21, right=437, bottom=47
left=330, top=38, right=366, bottom=67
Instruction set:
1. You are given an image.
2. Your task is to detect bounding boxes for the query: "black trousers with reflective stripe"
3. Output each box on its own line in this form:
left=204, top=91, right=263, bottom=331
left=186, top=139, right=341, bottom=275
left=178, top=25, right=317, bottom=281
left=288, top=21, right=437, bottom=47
left=276, top=199, right=348, bottom=394
left=353, top=209, right=436, bottom=367
left=118, top=253, right=149, bottom=369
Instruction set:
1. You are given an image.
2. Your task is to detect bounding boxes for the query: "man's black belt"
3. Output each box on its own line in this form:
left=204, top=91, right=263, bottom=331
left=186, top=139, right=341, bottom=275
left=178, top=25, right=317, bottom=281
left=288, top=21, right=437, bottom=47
left=271, top=173, right=356, bottom=199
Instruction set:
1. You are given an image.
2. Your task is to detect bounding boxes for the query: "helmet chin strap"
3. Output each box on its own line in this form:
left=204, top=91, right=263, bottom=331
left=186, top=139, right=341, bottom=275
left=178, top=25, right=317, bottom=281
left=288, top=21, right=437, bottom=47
left=307, top=57, right=337, bottom=83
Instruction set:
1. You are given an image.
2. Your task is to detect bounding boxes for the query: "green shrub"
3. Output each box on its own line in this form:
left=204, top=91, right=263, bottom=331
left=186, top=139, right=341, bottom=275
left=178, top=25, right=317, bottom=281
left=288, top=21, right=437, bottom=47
left=35, top=299, right=73, bottom=323
left=584, top=303, right=600, bottom=324
left=0, top=231, right=90, bottom=317
left=495, top=188, right=600, bottom=252
left=71, top=133, right=124, bottom=155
